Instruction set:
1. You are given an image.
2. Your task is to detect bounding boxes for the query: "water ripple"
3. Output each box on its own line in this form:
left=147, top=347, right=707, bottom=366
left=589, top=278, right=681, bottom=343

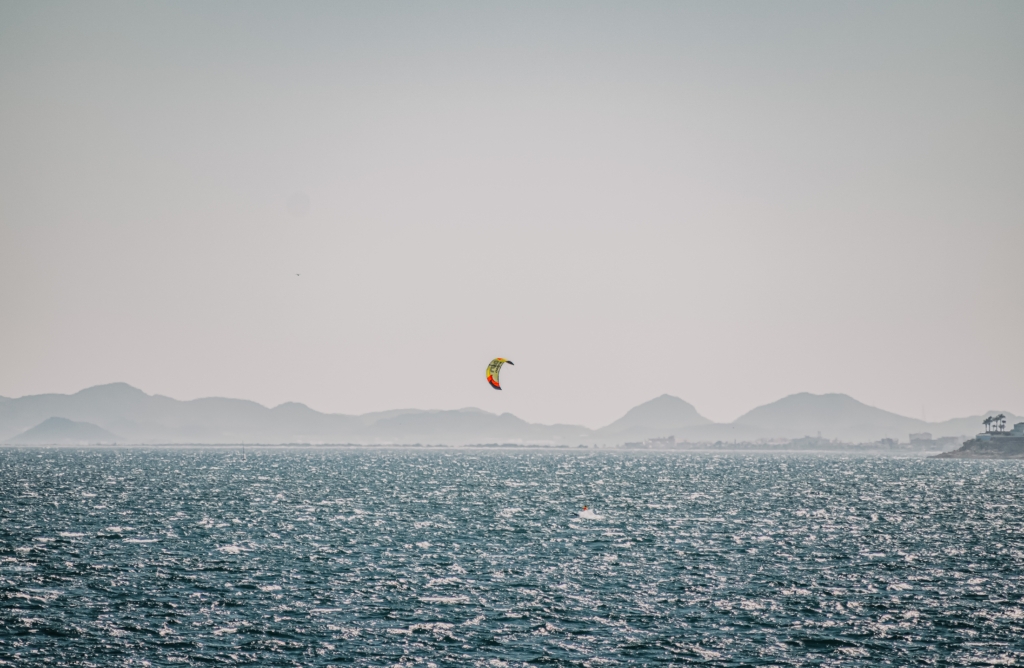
left=2, top=449, right=1024, bottom=665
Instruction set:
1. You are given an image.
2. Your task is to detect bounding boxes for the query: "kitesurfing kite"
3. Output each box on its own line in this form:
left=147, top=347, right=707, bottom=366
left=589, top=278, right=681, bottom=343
left=486, top=358, right=513, bottom=390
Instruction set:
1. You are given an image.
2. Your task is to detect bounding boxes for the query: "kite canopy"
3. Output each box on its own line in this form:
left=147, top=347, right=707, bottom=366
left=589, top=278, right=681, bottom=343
left=486, top=358, right=513, bottom=390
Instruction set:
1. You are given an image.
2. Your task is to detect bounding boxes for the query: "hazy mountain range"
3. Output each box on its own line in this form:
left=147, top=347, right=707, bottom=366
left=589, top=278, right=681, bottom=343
left=0, top=383, right=1017, bottom=446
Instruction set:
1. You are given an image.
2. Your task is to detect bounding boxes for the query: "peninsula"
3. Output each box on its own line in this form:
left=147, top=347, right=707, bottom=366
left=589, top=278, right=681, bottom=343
left=934, top=415, right=1024, bottom=459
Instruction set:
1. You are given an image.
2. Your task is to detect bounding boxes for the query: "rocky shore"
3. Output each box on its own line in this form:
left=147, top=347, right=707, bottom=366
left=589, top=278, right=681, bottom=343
left=933, top=435, right=1024, bottom=459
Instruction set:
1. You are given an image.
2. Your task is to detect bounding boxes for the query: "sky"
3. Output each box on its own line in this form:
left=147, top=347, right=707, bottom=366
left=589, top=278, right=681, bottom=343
left=1, top=1, right=1022, bottom=427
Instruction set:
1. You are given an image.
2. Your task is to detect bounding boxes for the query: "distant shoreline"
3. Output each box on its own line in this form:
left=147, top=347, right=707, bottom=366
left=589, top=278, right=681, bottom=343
left=0, top=442, right=956, bottom=457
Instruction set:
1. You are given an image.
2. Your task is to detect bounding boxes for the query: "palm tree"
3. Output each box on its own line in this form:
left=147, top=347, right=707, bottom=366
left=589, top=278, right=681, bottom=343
left=983, top=416, right=993, bottom=432
left=995, top=414, right=1007, bottom=432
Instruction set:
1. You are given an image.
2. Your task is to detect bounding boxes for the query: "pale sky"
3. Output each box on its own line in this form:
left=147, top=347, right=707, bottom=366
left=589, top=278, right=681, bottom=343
left=1, top=1, right=1021, bottom=427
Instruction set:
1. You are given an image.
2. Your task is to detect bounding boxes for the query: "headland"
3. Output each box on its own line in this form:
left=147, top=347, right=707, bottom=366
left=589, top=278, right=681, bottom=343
left=933, top=415, right=1024, bottom=459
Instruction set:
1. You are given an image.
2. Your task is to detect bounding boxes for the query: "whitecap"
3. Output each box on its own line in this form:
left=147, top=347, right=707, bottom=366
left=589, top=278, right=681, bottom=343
left=408, top=622, right=455, bottom=633
left=420, top=595, right=470, bottom=604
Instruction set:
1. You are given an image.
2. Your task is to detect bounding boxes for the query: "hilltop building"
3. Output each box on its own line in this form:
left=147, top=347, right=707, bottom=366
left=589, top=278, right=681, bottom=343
left=935, top=417, right=1024, bottom=459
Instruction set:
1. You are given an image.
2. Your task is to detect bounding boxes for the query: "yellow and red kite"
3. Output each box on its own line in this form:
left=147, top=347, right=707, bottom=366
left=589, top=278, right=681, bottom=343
left=486, top=358, right=513, bottom=390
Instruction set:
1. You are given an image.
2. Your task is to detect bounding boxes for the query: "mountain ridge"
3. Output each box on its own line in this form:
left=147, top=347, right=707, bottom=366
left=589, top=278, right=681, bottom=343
left=0, top=383, right=1013, bottom=446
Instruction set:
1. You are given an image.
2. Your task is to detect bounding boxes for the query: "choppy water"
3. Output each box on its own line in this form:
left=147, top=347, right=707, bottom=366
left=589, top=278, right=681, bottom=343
left=3, top=449, right=1024, bottom=666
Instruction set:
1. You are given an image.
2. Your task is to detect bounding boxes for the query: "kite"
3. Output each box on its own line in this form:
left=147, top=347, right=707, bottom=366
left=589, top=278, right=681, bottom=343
left=486, top=358, right=513, bottom=390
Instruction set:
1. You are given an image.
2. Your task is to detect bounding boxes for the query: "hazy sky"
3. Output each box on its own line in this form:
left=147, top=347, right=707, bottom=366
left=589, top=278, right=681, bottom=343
left=1, top=2, right=1021, bottom=427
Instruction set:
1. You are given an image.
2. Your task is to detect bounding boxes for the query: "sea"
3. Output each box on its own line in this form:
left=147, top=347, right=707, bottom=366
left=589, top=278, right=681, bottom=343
left=2, top=448, right=1024, bottom=666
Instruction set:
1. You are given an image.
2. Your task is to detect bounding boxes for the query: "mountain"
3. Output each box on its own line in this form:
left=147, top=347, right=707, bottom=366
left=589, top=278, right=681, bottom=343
left=0, top=384, right=592, bottom=446
left=732, top=393, right=1020, bottom=443
left=597, top=394, right=712, bottom=441
left=0, top=383, right=1012, bottom=446
left=0, top=383, right=377, bottom=444
left=733, top=393, right=929, bottom=442
left=6, top=417, right=121, bottom=445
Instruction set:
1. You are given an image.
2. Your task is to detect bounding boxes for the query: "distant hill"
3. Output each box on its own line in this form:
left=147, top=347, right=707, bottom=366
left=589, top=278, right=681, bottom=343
left=0, top=383, right=593, bottom=446
left=0, top=383, right=1012, bottom=446
left=725, top=392, right=1012, bottom=442
left=6, top=417, right=121, bottom=445
left=0, top=383, right=355, bottom=444
left=597, top=395, right=712, bottom=441
left=733, top=392, right=928, bottom=442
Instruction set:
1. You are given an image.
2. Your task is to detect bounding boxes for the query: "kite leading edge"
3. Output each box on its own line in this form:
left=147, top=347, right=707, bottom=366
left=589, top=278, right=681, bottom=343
left=486, top=358, right=513, bottom=390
